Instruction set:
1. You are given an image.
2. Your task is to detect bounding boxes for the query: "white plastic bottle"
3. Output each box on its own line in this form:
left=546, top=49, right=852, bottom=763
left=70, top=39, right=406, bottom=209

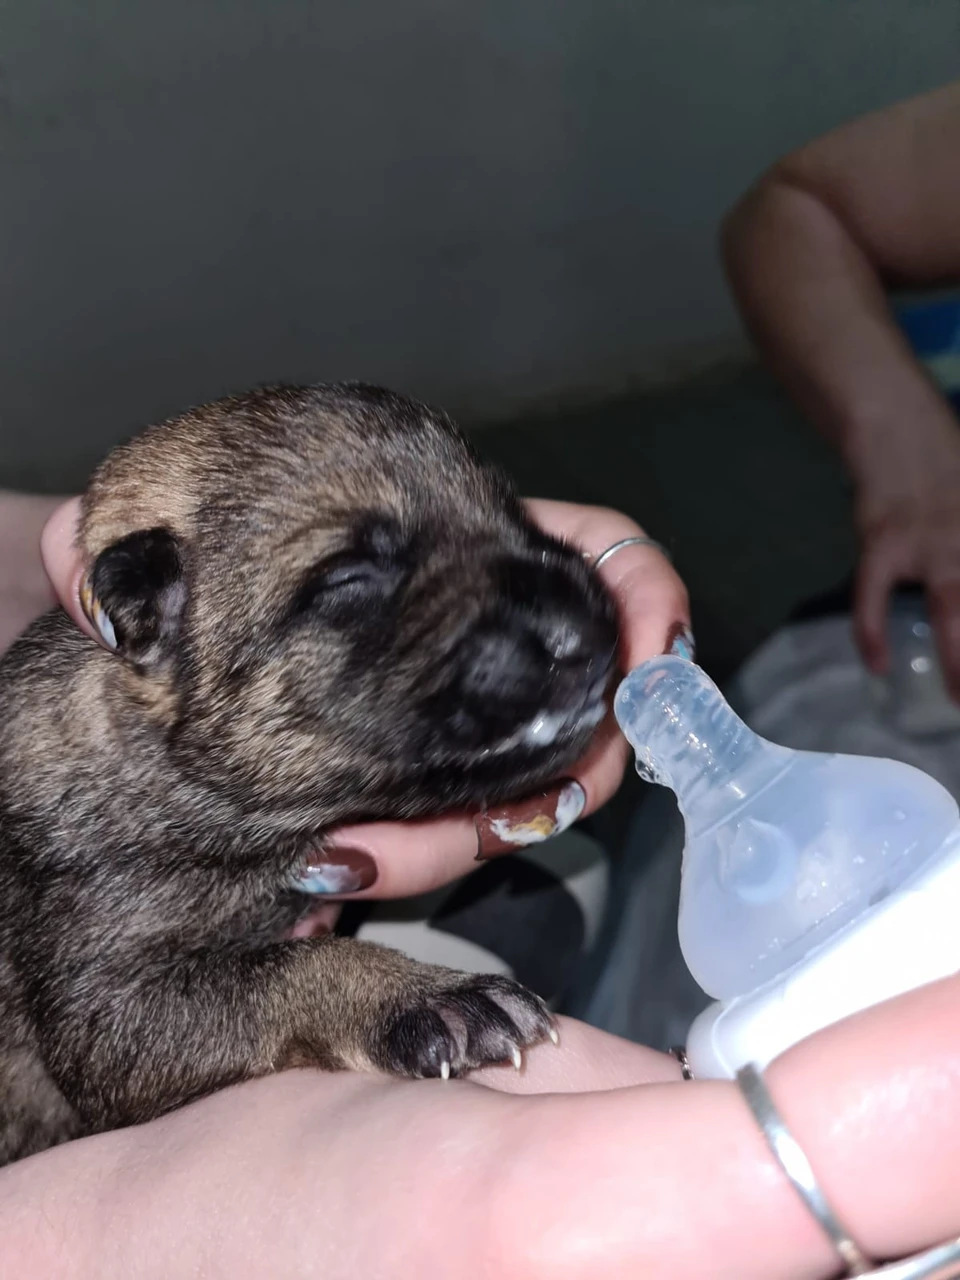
left=613, top=654, right=960, bottom=1079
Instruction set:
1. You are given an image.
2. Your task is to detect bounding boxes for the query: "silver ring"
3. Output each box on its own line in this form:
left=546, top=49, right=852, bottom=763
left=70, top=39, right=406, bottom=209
left=870, top=1241, right=960, bottom=1278
left=736, top=1065, right=960, bottom=1277
left=737, top=1063, right=874, bottom=1275
left=663, top=1057, right=960, bottom=1278
left=670, top=1045, right=694, bottom=1080
left=592, top=535, right=671, bottom=570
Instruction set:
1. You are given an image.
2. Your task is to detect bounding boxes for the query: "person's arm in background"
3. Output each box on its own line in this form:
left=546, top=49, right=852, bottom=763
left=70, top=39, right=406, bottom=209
left=722, top=80, right=960, bottom=695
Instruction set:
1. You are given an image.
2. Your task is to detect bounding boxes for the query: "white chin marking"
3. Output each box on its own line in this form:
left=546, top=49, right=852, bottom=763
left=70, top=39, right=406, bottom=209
left=490, top=699, right=606, bottom=757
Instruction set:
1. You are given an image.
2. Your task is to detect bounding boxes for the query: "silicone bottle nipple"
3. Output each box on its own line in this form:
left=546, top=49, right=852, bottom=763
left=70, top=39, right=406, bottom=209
left=614, top=656, right=959, bottom=1001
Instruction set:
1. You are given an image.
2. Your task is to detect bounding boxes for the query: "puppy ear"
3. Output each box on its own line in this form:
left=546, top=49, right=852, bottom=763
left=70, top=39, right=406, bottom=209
left=80, top=527, right=186, bottom=668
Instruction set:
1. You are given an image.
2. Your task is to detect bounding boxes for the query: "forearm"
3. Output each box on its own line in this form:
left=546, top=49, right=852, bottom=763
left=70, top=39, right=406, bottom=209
left=3, top=980, right=960, bottom=1280
left=0, top=1135, right=105, bottom=1277
left=722, top=176, right=960, bottom=518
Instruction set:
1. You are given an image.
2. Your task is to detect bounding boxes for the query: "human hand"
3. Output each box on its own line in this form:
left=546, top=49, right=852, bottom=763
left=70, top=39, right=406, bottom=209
left=0, top=492, right=65, bottom=654
left=853, top=423, right=960, bottom=700
left=6, top=980, right=960, bottom=1280
left=40, top=495, right=691, bottom=903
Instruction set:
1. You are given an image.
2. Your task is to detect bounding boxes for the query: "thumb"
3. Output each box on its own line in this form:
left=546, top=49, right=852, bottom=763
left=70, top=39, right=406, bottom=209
left=40, top=497, right=102, bottom=645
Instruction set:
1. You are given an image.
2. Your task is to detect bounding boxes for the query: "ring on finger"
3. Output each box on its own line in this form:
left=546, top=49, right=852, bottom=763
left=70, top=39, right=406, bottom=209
left=590, top=536, right=672, bottom=570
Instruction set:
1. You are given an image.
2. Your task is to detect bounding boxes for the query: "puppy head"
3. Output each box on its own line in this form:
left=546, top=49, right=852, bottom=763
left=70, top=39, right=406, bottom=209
left=78, top=384, right=618, bottom=827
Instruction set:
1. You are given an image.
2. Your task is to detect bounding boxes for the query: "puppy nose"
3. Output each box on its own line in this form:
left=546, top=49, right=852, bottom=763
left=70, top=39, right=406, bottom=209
left=535, top=609, right=618, bottom=698
left=460, top=613, right=613, bottom=708
left=539, top=617, right=604, bottom=667
left=460, top=625, right=546, bottom=705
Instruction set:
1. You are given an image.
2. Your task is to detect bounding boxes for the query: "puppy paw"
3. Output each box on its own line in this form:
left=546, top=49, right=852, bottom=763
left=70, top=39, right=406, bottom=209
left=377, top=974, right=558, bottom=1080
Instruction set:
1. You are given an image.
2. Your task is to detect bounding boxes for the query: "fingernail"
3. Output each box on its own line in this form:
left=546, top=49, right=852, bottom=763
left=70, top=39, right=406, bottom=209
left=293, top=846, right=378, bottom=895
left=475, top=779, right=586, bottom=860
left=665, top=622, right=696, bottom=662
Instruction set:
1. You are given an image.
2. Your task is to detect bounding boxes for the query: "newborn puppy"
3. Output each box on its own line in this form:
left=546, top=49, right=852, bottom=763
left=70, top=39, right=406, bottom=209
left=0, top=383, right=617, bottom=1165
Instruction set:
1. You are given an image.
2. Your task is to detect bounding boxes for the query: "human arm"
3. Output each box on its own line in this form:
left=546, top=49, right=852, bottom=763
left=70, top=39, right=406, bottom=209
left=4, top=979, right=960, bottom=1279
left=722, top=81, right=960, bottom=693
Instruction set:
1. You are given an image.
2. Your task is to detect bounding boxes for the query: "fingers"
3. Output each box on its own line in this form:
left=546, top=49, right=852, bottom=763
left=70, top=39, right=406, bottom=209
left=0, top=492, right=65, bottom=654
left=315, top=502, right=688, bottom=901
left=767, top=972, right=960, bottom=1267
left=39, top=497, right=102, bottom=645
left=853, top=528, right=907, bottom=675
left=927, top=577, right=960, bottom=701
left=855, top=517, right=960, bottom=701
left=310, top=725, right=628, bottom=900
left=525, top=498, right=692, bottom=669
left=278, top=500, right=690, bottom=901
left=44, top=496, right=691, bottom=669
left=492, top=973, right=960, bottom=1279
left=311, top=771, right=587, bottom=899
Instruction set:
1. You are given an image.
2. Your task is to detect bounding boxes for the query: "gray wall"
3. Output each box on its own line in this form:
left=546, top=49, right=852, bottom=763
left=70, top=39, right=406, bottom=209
left=0, top=0, right=957, bottom=484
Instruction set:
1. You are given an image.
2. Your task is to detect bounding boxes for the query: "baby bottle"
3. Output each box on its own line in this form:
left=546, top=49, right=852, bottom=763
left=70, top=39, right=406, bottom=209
left=613, top=655, right=960, bottom=1078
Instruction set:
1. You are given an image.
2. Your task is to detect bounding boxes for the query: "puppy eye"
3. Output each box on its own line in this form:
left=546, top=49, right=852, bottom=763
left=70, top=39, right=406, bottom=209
left=291, top=553, right=399, bottom=621
left=321, top=559, right=381, bottom=592
left=290, top=517, right=411, bottom=623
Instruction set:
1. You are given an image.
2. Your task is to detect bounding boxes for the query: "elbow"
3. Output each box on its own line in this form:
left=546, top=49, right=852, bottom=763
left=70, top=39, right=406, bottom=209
left=719, top=173, right=781, bottom=293
left=719, top=153, right=794, bottom=254
left=719, top=150, right=832, bottom=293
left=719, top=182, right=760, bottom=283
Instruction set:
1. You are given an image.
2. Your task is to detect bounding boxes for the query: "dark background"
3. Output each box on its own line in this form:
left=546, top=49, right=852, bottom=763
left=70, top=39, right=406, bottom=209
left=4, top=0, right=953, bottom=680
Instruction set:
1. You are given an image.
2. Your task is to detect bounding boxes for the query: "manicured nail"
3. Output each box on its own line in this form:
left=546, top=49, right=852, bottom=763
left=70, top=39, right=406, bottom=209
left=475, top=779, right=586, bottom=860
left=293, top=846, right=378, bottom=895
left=665, top=623, right=696, bottom=662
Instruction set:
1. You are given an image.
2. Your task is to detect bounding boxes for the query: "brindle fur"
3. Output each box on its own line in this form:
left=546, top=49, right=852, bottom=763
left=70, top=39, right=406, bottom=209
left=0, top=383, right=617, bottom=1165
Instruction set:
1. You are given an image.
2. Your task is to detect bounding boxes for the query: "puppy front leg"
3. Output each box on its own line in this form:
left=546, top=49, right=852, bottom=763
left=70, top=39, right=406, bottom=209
left=35, top=936, right=555, bottom=1130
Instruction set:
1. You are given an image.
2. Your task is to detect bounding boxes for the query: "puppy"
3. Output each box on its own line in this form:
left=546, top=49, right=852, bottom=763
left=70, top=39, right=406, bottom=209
left=0, top=383, right=618, bottom=1166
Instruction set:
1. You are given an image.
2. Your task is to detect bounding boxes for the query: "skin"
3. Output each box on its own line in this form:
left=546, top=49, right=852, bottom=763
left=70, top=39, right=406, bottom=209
left=4, top=982, right=960, bottom=1280
left=0, top=490, right=954, bottom=1275
left=722, top=80, right=960, bottom=697
left=0, top=493, right=62, bottom=653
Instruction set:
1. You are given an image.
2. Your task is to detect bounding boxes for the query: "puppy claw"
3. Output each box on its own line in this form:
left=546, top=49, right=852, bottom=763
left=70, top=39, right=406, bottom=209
left=378, top=973, right=553, bottom=1080
left=548, top=1023, right=561, bottom=1047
